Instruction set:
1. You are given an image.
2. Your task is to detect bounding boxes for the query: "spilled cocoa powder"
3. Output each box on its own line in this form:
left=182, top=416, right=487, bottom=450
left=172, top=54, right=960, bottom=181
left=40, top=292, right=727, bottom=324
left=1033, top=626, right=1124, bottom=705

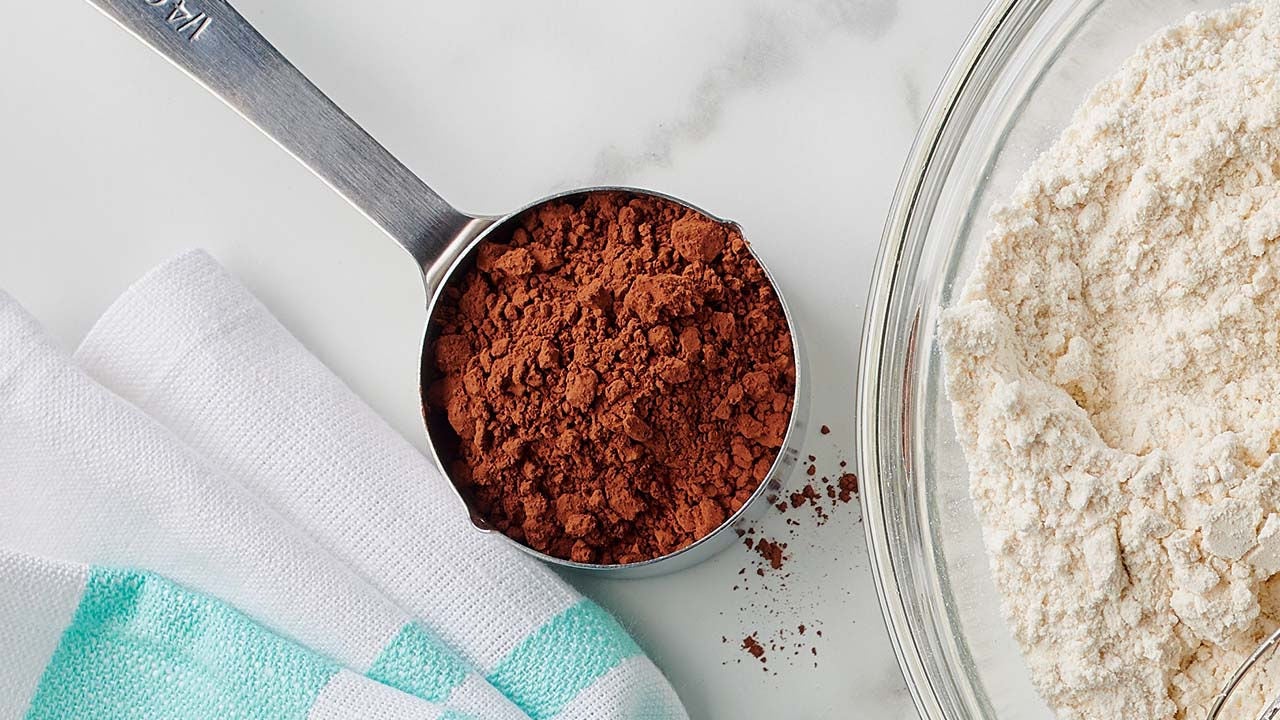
left=753, top=538, right=786, bottom=570
left=428, top=191, right=795, bottom=564
left=725, top=429, right=860, bottom=672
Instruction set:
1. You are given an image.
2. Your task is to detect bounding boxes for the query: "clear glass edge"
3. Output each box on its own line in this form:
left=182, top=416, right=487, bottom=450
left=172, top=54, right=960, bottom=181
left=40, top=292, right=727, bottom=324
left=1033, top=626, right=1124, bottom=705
left=856, top=0, right=1050, bottom=717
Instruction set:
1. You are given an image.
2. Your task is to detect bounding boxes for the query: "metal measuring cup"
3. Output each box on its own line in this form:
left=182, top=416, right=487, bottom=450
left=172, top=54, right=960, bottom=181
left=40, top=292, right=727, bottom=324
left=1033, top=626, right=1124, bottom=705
left=85, top=0, right=809, bottom=577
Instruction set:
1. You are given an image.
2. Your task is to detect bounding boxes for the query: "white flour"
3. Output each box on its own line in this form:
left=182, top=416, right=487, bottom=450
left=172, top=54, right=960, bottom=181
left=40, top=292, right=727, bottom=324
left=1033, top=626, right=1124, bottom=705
left=940, top=2, right=1280, bottom=718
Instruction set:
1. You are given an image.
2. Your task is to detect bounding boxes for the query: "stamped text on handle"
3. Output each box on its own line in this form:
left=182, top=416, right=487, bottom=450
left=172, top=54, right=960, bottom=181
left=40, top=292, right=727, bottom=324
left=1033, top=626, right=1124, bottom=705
left=141, top=0, right=211, bottom=41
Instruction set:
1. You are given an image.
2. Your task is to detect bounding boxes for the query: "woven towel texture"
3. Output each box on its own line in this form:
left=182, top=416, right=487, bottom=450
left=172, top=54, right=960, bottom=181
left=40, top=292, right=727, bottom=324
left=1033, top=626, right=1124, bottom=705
left=0, top=548, right=466, bottom=720
left=29, top=565, right=340, bottom=719
left=0, top=294, right=525, bottom=719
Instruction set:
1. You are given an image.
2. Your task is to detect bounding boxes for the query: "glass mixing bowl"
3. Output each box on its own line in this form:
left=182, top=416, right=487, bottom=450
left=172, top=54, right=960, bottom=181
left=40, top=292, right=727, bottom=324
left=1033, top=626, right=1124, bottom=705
left=856, top=0, right=1235, bottom=717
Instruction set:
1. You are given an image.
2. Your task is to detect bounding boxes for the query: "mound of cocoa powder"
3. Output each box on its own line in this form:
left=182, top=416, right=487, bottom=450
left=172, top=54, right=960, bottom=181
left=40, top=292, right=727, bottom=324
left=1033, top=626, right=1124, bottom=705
left=427, top=191, right=795, bottom=564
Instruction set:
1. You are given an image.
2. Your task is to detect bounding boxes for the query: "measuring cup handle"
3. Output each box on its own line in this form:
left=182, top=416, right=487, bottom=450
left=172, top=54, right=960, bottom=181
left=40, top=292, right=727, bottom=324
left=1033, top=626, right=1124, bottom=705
left=83, top=0, right=470, bottom=271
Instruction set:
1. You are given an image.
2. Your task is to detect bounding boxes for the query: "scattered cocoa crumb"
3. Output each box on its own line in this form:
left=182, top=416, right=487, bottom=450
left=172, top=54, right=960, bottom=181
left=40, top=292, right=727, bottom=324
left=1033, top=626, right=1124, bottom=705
left=792, top=485, right=819, bottom=508
left=755, top=539, right=787, bottom=570
left=838, top=473, right=859, bottom=503
left=820, top=425, right=830, bottom=434
left=722, top=423, right=859, bottom=672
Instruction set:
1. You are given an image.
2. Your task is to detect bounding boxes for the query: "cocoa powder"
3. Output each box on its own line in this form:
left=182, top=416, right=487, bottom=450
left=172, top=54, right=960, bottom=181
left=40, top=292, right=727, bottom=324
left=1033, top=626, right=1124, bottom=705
left=726, top=432, right=860, bottom=671
left=428, top=191, right=795, bottom=564
left=753, top=539, right=786, bottom=570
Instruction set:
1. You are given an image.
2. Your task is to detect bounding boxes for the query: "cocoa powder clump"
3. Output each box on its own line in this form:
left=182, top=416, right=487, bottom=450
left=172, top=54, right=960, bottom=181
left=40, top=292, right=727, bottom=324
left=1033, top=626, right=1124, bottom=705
left=754, top=539, right=786, bottom=570
left=428, top=191, right=795, bottom=564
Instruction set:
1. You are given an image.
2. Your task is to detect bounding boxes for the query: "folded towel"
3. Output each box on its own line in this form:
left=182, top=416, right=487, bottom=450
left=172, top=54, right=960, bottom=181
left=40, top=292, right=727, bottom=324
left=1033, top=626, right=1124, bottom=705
left=0, top=547, right=464, bottom=720
left=0, top=291, right=525, bottom=719
left=75, top=250, right=688, bottom=720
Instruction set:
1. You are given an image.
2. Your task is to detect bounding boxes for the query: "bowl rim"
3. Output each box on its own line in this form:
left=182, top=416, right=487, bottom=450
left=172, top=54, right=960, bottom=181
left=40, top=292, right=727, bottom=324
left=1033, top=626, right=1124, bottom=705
left=855, top=0, right=1024, bottom=716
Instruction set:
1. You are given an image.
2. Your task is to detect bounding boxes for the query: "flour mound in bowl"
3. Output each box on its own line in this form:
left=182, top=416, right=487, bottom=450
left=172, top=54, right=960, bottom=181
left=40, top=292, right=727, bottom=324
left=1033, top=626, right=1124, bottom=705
left=940, top=2, right=1280, bottom=718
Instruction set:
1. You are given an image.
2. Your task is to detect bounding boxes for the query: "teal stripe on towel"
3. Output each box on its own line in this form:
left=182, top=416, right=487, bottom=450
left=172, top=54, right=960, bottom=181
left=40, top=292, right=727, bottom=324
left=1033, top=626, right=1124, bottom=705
left=488, top=599, right=642, bottom=719
left=25, top=567, right=338, bottom=720
left=367, top=622, right=470, bottom=702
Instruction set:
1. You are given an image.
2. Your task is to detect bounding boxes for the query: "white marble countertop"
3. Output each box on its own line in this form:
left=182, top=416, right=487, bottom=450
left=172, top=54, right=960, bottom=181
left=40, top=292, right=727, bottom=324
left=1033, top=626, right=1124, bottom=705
left=0, top=0, right=988, bottom=716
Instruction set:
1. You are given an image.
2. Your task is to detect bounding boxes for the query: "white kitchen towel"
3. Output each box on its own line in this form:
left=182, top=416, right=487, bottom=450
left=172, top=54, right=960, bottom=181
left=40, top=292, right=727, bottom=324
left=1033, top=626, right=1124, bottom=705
left=76, top=249, right=689, bottom=720
left=0, top=546, right=469, bottom=720
left=0, top=292, right=527, bottom=720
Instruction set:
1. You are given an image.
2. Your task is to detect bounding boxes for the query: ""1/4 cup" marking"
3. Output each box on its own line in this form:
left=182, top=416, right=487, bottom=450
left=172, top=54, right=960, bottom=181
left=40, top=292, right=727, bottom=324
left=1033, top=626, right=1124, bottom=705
left=142, top=0, right=212, bottom=41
